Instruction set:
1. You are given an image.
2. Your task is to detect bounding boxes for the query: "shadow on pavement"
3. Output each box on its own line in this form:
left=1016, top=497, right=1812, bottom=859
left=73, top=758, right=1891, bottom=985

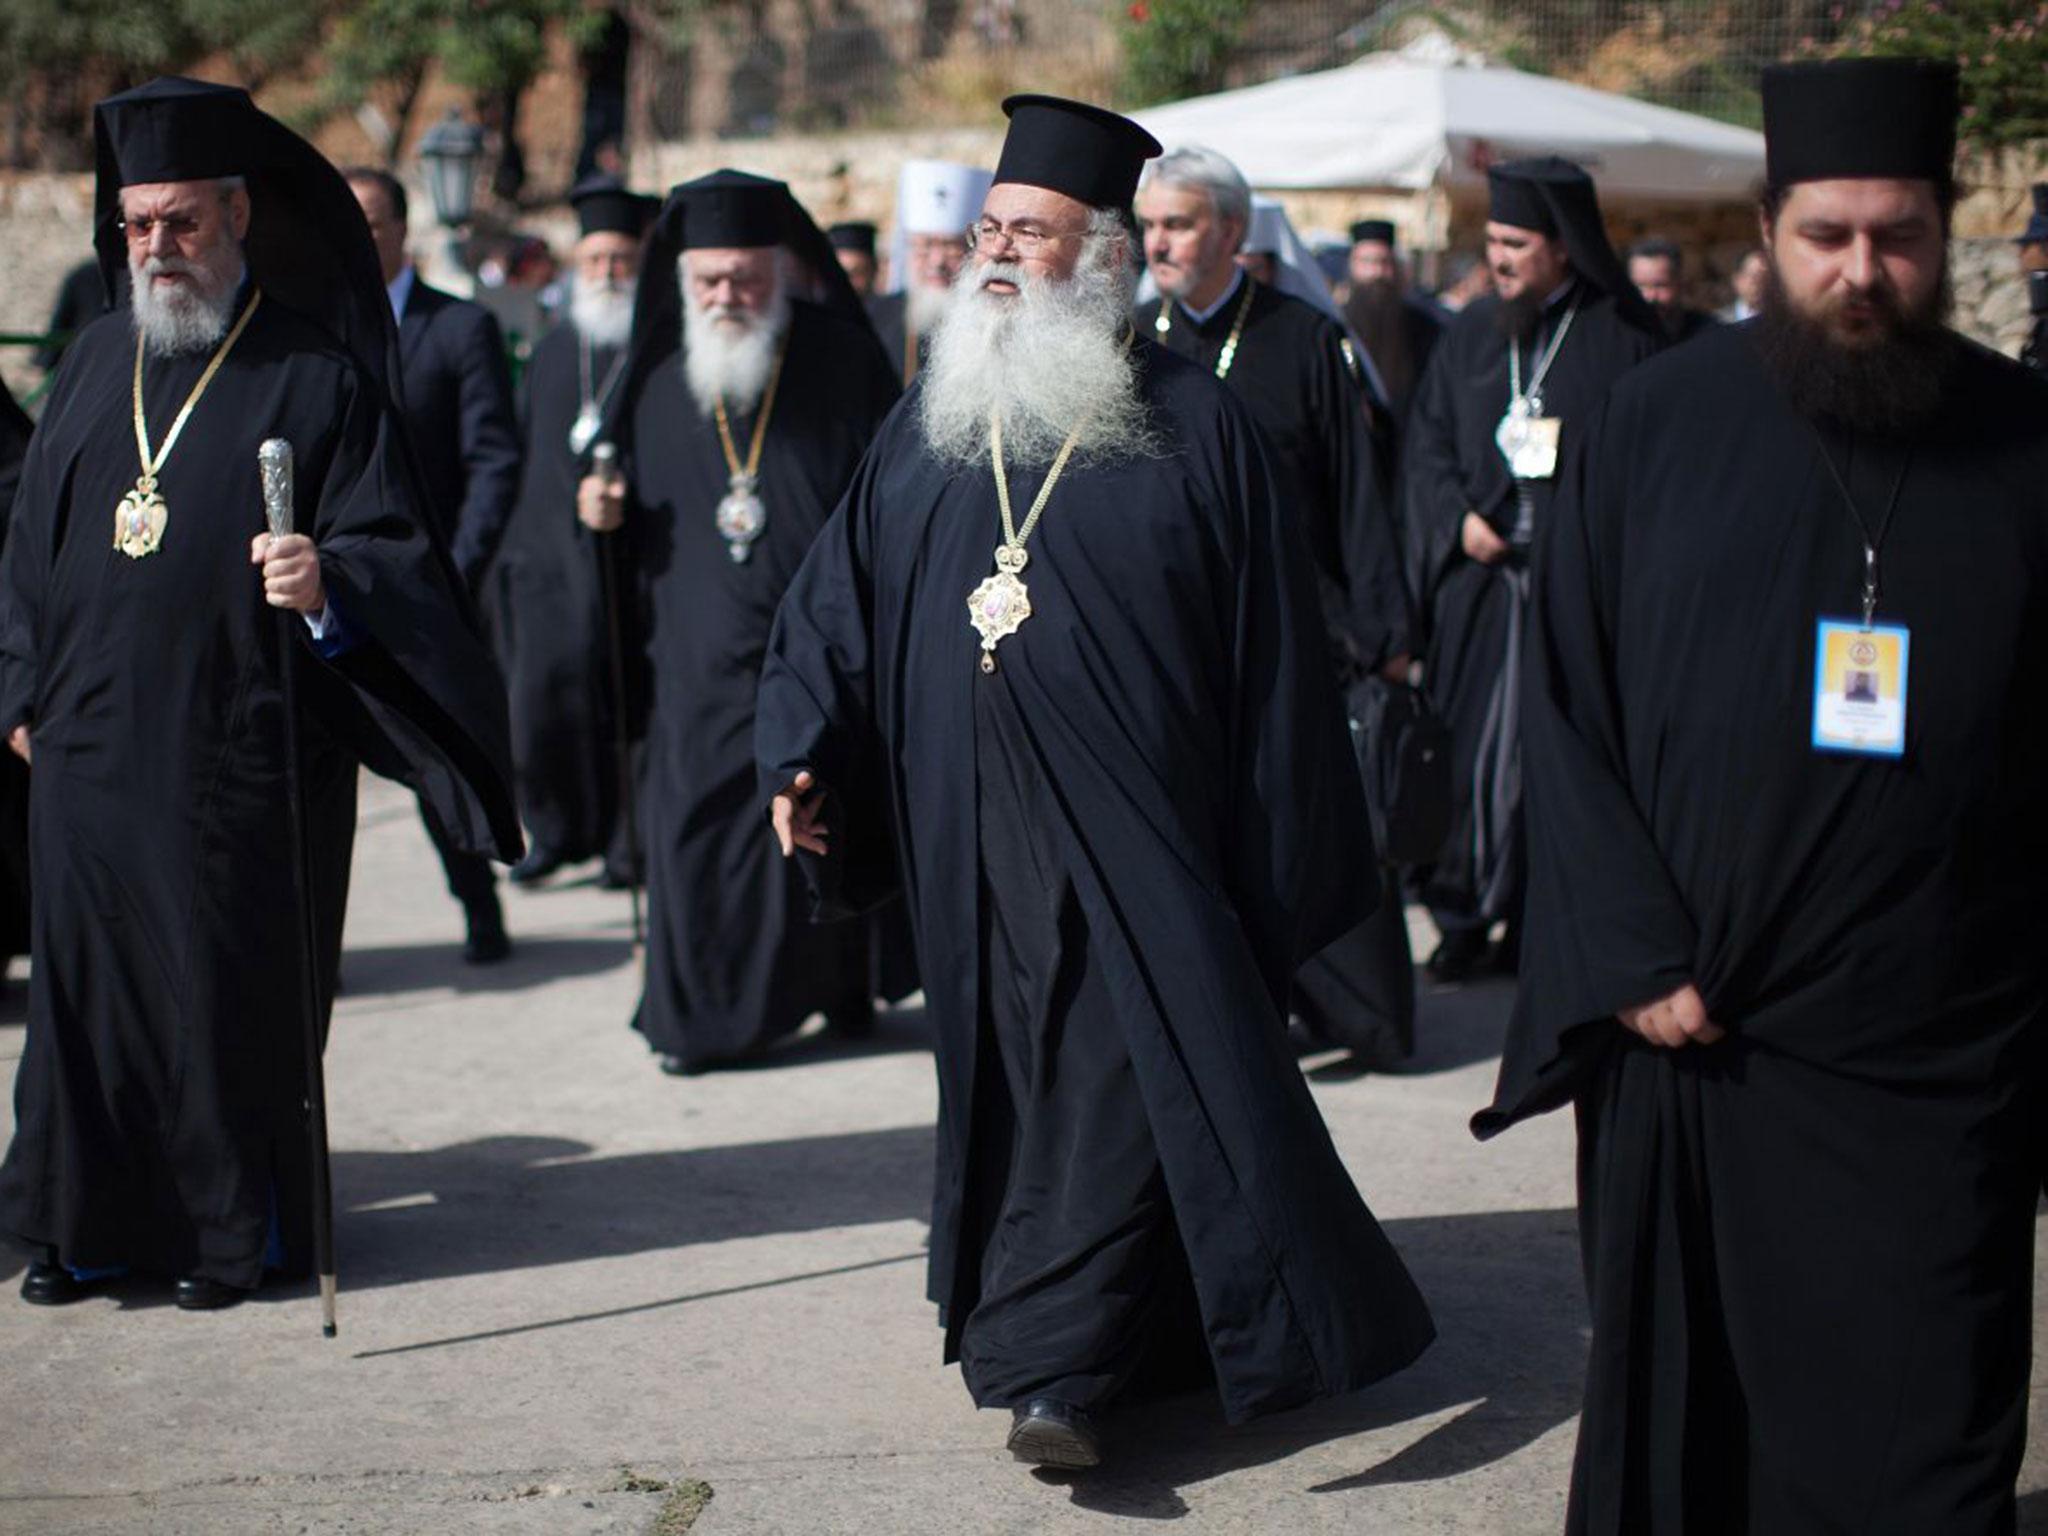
left=2021, top=1488, right=2048, bottom=1534
left=1038, top=1206, right=1585, bottom=1518
left=712, top=1005, right=935, bottom=1069
left=1304, top=976, right=1517, bottom=1083
left=336, top=936, right=635, bottom=997
left=298, top=1123, right=936, bottom=1294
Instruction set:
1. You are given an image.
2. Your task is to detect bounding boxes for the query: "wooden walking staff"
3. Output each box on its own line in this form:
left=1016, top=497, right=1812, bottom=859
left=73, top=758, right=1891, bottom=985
left=590, top=441, right=646, bottom=962
left=258, top=438, right=339, bottom=1338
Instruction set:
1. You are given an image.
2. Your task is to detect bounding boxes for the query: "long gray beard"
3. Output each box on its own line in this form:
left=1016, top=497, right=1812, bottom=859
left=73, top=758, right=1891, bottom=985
left=681, top=284, right=790, bottom=417
left=570, top=276, right=635, bottom=351
left=918, top=241, right=1155, bottom=471
left=130, top=253, right=245, bottom=358
left=906, top=281, right=952, bottom=336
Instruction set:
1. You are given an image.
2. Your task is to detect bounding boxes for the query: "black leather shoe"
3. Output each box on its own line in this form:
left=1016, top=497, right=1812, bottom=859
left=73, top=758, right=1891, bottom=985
left=20, top=1262, right=86, bottom=1306
left=508, top=846, right=565, bottom=886
left=463, top=898, right=511, bottom=965
left=174, top=1275, right=250, bottom=1311
left=596, top=861, right=640, bottom=891
left=825, top=996, right=876, bottom=1040
left=1487, top=925, right=1522, bottom=977
left=657, top=1053, right=703, bottom=1077
left=1425, top=928, right=1490, bottom=984
left=1007, top=1398, right=1102, bottom=1469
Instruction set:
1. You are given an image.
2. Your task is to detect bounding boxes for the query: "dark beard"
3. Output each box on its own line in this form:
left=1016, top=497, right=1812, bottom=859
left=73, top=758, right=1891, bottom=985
left=1494, top=286, right=1546, bottom=343
left=1343, top=279, right=1417, bottom=404
left=1753, top=267, right=1957, bottom=438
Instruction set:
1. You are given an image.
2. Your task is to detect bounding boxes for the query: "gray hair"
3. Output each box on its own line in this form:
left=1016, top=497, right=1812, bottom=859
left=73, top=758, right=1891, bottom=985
left=1141, top=146, right=1252, bottom=233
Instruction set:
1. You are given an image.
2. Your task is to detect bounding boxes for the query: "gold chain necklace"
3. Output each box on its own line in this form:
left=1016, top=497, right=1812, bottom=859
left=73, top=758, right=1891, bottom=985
left=117, top=287, right=263, bottom=559
left=965, top=410, right=1083, bottom=674
left=1150, top=274, right=1256, bottom=380
left=708, top=331, right=789, bottom=563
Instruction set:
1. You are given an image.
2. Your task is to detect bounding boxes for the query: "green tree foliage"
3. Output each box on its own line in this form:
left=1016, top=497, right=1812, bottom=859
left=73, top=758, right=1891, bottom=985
left=0, top=0, right=321, bottom=166
left=1827, top=0, right=2048, bottom=157
left=319, top=0, right=607, bottom=165
left=1117, top=0, right=1253, bottom=106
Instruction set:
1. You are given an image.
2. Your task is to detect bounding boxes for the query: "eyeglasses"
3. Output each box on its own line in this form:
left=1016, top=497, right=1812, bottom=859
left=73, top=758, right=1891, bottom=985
left=119, top=213, right=206, bottom=245
left=966, top=218, right=1086, bottom=258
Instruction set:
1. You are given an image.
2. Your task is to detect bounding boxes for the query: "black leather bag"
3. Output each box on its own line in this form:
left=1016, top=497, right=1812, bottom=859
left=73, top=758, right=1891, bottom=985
left=1348, top=676, right=1454, bottom=868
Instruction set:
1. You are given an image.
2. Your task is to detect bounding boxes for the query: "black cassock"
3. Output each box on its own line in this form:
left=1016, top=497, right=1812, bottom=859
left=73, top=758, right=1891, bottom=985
left=756, top=342, right=1433, bottom=1422
left=1404, top=283, right=1658, bottom=933
left=0, top=378, right=34, bottom=965
left=623, top=301, right=902, bottom=1069
left=494, top=320, right=635, bottom=869
left=1137, top=276, right=1417, bottom=1064
left=864, top=290, right=926, bottom=386
left=0, top=301, right=519, bottom=1287
left=1480, top=326, right=2048, bottom=1533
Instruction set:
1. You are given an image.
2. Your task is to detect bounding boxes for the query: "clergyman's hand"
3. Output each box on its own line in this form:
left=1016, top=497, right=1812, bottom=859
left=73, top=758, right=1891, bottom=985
left=770, top=770, right=831, bottom=858
left=578, top=473, right=625, bottom=533
left=1617, top=983, right=1725, bottom=1049
left=6, top=725, right=28, bottom=766
left=1461, top=511, right=1510, bottom=566
left=250, top=532, right=326, bottom=615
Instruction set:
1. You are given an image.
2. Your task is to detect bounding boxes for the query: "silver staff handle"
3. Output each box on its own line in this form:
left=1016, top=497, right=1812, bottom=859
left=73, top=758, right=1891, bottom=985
left=258, top=438, right=295, bottom=540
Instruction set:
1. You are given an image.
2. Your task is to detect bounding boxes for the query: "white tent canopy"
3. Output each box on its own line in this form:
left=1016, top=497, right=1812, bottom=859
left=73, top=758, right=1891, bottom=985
left=1132, top=34, right=1765, bottom=204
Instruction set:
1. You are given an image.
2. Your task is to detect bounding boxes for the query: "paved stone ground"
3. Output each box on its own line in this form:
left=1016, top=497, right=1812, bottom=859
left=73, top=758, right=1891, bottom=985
left=1, top=774, right=2043, bottom=1534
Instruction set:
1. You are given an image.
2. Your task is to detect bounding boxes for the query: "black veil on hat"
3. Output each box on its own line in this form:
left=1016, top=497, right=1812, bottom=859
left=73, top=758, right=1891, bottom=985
left=1486, top=155, right=1655, bottom=328
left=569, top=172, right=659, bottom=240
left=994, top=94, right=1161, bottom=213
left=610, top=169, right=889, bottom=446
left=1761, top=58, right=1959, bottom=190
left=94, top=76, right=402, bottom=398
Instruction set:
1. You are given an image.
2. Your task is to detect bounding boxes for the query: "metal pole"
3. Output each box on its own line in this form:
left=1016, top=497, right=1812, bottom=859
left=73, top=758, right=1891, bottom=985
left=259, top=438, right=338, bottom=1338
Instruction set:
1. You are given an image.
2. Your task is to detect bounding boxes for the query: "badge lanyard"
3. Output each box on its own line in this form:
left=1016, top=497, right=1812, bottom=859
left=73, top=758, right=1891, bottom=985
left=1506, top=294, right=1580, bottom=420
left=1810, top=430, right=1911, bottom=630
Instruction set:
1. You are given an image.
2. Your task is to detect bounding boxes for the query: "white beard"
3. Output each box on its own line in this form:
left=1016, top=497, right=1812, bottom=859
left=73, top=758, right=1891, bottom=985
left=918, top=232, right=1154, bottom=471
left=680, top=272, right=790, bottom=418
left=570, top=274, right=635, bottom=351
left=129, top=250, right=246, bottom=358
left=906, top=280, right=952, bottom=336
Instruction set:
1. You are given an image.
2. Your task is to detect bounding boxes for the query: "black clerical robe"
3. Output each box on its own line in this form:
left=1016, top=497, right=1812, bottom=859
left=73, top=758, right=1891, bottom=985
left=865, top=290, right=927, bottom=386
left=756, top=341, right=1433, bottom=1423
left=1137, top=275, right=1416, bottom=1064
left=622, top=300, right=902, bottom=1069
left=1480, top=326, right=2048, bottom=1534
left=1404, top=283, right=1658, bottom=933
left=0, top=299, right=520, bottom=1287
left=0, top=379, right=33, bottom=966
left=494, top=320, right=634, bottom=868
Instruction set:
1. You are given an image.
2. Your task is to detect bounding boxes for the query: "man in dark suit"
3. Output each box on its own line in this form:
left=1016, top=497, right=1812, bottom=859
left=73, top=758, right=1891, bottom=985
left=1627, top=235, right=1719, bottom=344
left=347, top=168, right=521, bottom=962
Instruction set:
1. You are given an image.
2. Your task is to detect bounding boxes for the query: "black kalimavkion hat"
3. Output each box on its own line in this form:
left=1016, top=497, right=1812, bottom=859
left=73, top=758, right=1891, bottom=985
left=826, top=221, right=877, bottom=258
left=1761, top=58, right=1959, bottom=189
left=994, top=95, right=1162, bottom=212
left=569, top=172, right=659, bottom=239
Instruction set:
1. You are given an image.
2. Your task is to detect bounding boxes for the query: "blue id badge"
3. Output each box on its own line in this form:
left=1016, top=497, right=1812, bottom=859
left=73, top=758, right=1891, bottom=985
left=1812, top=619, right=1908, bottom=757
